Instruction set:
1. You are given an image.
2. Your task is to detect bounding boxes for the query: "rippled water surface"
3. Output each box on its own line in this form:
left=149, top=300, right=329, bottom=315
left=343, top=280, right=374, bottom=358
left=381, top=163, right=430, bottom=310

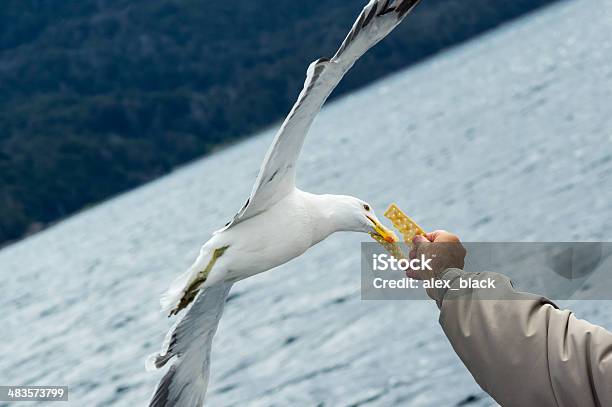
left=2, top=0, right=612, bottom=405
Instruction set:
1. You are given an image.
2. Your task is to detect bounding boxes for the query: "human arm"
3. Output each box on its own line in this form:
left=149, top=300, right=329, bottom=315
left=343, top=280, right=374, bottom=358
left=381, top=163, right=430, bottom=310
left=410, top=231, right=612, bottom=407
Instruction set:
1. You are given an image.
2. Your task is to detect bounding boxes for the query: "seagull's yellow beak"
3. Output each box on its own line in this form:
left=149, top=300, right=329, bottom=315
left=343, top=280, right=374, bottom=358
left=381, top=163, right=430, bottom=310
left=366, top=215, right=398, bottom=243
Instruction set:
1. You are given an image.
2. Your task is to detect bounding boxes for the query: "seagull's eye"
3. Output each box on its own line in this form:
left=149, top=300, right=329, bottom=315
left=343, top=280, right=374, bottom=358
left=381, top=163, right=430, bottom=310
left=363, top=204, right=370, bottom=211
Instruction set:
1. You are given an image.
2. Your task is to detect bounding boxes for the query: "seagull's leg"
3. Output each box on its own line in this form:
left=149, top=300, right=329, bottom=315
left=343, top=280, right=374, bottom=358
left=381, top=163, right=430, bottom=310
left=170, top=245, right=230, bottom=316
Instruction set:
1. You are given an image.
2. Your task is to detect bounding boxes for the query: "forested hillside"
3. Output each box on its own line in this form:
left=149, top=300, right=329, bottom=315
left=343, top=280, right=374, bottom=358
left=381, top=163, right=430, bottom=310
left=0, top=0, right=557, bottom=244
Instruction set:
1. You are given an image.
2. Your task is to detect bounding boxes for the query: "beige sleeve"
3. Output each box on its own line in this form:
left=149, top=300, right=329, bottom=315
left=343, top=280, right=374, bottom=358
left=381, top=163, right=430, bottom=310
left=432, top=269, right=612, bottom=407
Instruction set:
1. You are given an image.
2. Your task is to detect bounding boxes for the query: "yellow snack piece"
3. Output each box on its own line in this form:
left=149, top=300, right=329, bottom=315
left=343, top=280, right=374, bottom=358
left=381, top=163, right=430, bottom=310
left=383, top=203, right=425, bottom=243
left=369, top=204, right=424, bottom=259
left=370, top=232, right=405, bottom=260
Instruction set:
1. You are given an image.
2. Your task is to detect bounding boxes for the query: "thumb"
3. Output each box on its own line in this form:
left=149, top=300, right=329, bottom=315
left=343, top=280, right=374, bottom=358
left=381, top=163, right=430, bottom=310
left=412, top=235, right=429, bottom=244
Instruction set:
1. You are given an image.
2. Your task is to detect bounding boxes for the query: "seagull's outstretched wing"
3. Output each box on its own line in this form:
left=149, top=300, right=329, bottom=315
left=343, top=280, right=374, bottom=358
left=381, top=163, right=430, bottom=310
left=146, top=282, right=233, bottom=407
left=221, top=0, right=421, bottom=231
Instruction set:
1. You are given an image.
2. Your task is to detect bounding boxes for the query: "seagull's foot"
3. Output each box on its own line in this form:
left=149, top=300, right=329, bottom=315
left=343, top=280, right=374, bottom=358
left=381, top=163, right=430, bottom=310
left=168, top=245, right=229, bottom=317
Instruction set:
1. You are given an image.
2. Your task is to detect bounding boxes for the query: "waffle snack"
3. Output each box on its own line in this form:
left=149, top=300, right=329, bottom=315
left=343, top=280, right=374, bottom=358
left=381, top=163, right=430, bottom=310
left=383, top=203, right=425, bottom=244
left=370, top=203, right=425, bottom=258
left=370, top=232, right=405, bottom=259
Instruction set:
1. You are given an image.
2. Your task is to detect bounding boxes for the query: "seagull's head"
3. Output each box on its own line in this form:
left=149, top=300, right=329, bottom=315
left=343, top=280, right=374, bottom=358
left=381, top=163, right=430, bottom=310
left=324, top=195, right=397, bottom=243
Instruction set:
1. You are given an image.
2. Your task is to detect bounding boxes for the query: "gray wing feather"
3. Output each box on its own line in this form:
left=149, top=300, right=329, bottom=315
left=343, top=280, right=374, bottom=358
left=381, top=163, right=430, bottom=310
left=147, top=282, right=233, bottom=407
left=220, top=0, right=421, bottom=232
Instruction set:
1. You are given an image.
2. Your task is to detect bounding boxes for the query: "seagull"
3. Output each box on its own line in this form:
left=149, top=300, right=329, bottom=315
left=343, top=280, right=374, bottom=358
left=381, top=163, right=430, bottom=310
left=147, top=1, right=421, bottom=405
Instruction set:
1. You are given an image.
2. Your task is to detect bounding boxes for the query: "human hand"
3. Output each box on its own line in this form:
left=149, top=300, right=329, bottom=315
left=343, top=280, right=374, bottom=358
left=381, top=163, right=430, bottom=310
left=406, top=230, right=466, bottom=283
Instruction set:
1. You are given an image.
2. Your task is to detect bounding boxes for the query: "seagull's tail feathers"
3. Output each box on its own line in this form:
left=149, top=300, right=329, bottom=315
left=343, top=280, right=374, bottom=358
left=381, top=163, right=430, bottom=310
left=147, top=281, right=233, bottom=407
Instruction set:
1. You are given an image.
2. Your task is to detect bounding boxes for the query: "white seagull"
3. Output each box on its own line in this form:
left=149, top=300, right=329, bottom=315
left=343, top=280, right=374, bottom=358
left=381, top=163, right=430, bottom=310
left=147, top=1, right=421, bottom=405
